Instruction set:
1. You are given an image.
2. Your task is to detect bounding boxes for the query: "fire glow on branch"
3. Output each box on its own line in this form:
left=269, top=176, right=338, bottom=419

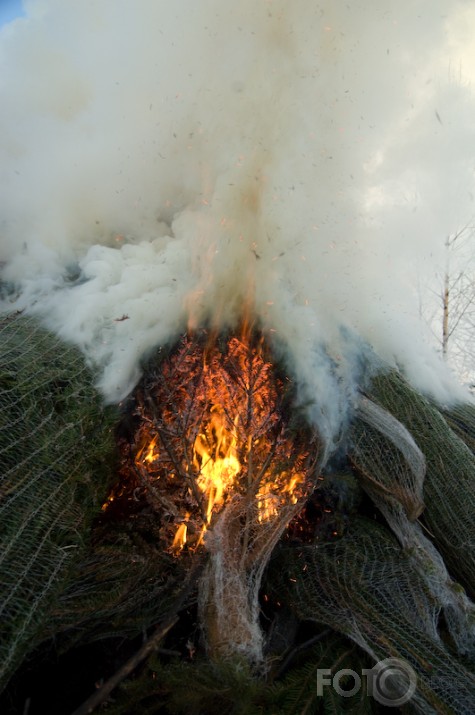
left=106, top=327, right=318, bottom=556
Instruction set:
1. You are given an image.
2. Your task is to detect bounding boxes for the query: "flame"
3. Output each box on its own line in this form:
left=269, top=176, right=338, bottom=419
left=115, top=326, right=319, bottom=556
left=144, top=436, right=159, bottom=463
left=135, top=435, right=159, bottom=465
left=257, top=472, right=305, bottom=522
left=172, top=521, right=188, bottom=553
left=135, top=409, right=243, bottom=548
left=194, top=407, right=241, bottom=525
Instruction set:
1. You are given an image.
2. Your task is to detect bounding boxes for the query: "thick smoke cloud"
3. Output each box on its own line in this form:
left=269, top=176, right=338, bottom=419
left=1, top=1, right=474, bottom=442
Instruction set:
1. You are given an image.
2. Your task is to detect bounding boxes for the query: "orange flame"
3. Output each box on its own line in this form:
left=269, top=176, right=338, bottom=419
left=257, top=472, right=305, bottom=522
left=120, top=326, right=318, bottom=555
left=172, top=521, right=188, bottom=553
left=135, top=435, right=159, bottom=465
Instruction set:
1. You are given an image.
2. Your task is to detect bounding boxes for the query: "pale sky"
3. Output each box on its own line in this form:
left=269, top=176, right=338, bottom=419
left=0, top=0, right=23, bottom=27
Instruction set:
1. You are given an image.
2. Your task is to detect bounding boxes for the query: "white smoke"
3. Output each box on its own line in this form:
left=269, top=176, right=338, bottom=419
left=1, top=0, right=474, bottom=442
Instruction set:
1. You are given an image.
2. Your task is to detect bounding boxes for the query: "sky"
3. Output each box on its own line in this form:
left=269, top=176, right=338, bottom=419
left=0, top=0, right=23, bottom=27
left=1, top=1, right=475, bottom=445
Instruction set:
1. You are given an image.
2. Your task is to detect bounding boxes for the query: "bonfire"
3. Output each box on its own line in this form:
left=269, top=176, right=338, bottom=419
left=109, top=324, right=320, bottom=664
left=2, top=313, right=475, bottom=714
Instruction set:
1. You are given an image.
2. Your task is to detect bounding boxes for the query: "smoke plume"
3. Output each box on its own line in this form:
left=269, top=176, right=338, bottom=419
left=1, top=0, right=475, bottom=442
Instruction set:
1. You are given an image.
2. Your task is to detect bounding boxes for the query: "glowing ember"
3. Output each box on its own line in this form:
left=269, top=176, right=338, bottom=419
left=257, top=472, right=305, bottom=522
left=112, top=325, right=319, bottom=554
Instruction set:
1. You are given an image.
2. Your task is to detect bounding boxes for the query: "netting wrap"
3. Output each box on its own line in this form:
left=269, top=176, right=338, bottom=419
left=2, top=318, right=475, bottom=714
left=0, top=314, right=116, bottom=689
left=350, top=381, right=475, bottom=658
left=268, top=518, right=475, bottom=714
left=356, top=369, right=475, bottom=600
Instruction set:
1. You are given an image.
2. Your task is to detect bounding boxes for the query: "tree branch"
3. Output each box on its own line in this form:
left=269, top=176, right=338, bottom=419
left=70, top=558, right=204, bottom=715
left=70, top=614, right=178, bottom=715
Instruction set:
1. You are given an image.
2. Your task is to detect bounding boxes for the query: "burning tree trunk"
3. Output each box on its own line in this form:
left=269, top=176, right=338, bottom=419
left=112, top=325, right=321, bottom=663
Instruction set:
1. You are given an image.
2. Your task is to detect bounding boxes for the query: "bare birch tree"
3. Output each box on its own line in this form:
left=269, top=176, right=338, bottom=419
left=424, top=222, right=475, bottom=385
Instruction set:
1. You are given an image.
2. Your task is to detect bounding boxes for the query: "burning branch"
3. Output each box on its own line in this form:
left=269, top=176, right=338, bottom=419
left=110, top=325, right=321, bottom=664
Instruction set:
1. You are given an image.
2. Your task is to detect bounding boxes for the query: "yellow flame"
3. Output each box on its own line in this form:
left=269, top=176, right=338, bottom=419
left=257, top=482, right=280, bottom=522
left=194, top=408, right=241, bottom=526
left=136, top=408, right=304, bottom=546
left=257, top=471, right=305, bottom=522
left=144, top=436, right=159, bottom=463
left=128, top=327, right=312, bottom=554
left=172, top=522, right=188, bottom=553
left=135, top=435, right=159, bottom=467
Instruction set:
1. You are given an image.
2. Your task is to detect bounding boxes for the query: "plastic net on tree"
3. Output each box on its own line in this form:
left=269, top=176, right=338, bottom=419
left=0, top=314, right=116, bottom=690
left=349, top=385, right=475, bottom=659
left=3, top=317, right=475, bottom=714
left=352, top=368, right=475, bottom=603
left=42, top=527, right=190, bottom=651
left=440, top=401, right=475, bottom=456
left=267, top=517, right=475, bottom=714
left=0, top=320, right=192, bottom=677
